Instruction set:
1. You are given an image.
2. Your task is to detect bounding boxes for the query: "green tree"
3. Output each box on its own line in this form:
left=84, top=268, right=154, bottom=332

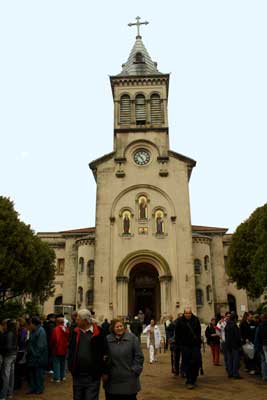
left=227, top=203, right=267, bottom=297
left=0, top=196, right=55, bottom=306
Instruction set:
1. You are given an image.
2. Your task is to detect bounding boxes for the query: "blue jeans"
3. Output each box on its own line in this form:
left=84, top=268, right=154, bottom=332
left=0, top=354, right=16, bottom=399
left=53, top=355, right=66, bottom=381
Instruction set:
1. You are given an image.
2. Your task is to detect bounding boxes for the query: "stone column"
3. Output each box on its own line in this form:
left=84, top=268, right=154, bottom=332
left=116, top=276, right=129, bottom=317
left=160, top=276, right=172, bottom=316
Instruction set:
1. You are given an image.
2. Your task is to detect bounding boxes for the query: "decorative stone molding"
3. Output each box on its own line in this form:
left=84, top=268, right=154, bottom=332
left=192, top=237, right=211, bottom=245
left=159, top=275, right=172, bottom=283
left=76, top=239, right=95, bottom=247
left=116, top=276, right=129, bottom=283
left=171, top=216, right=176, bottom=222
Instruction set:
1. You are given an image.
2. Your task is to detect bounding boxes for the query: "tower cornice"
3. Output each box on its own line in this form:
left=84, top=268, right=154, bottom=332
left=110, top=74, right=170, bottom=98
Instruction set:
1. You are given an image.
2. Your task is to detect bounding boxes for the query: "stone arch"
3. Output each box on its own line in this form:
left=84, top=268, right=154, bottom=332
left=116, top=250, right=172, bottom=319
left=124, top=138, right=160, bottom=158
left=117, top=249, right=172, bottom=279
left=110, top=184, right=176, bottom=218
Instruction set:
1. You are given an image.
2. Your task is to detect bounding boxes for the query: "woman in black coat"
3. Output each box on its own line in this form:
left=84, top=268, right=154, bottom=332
left=205, top=318, right=221, bottom=366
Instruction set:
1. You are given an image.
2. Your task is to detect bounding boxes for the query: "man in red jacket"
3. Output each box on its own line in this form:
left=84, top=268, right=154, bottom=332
left=50, top=313, right=69, bottom=382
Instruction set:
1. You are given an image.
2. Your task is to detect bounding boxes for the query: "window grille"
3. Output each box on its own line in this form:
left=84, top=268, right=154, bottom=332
left=87, top=290, right=94, bottom=306
left=79, top=257, right=84, bottom=273
left=206, top=285, right=212, bottom=302
left=194, top=259, right=201, bottom=275
left=120, top=95, right=131, bottom=125
left=150, top=94, right=162, bottom=125
left=87, top=260, right=94, bottom=277
left=78, top=287, right=83, bottom=303
left=196, top=289, right=203, bottom=306
left=204, top=255, right=209, bottom=271
left=135, top=94, right=146, bottom=125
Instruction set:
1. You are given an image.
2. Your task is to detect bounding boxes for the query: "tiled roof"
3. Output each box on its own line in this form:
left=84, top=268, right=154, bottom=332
left=192, top=225, right=228, bottom=233
left=60, top=227, right=95, bottom=234
left=117, top=37, right=162, bottom=76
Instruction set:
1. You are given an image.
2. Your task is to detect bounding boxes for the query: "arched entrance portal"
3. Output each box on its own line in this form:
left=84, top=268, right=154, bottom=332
left=128, top=263, right=160, bottom=322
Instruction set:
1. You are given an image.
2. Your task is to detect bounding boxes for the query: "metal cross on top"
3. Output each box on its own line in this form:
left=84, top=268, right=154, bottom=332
left=128, top=16, right=149, bottom=38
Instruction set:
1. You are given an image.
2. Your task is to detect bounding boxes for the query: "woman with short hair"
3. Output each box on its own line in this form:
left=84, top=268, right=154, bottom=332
left=104, top=318, right=144, bottom=400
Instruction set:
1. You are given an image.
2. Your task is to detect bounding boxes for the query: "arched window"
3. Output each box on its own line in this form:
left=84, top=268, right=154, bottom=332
left=135, top=94, right=146, bottom=125
left=86, top=290, right=94, bottom=306
left=135, top=52, right=144, bottom=63
left=155, top=209, right=165, bottom=235
left=196, top=289, right=203, bottom=306
left=206, top=285, right=212, bottom=302
left=120, top=94, right=131, bottom=125
left=77, top=287, right=83, bottom=304
left=138, top=195, right=148, bottom=219
left=54, top=296, right=62, bottom=306
left=150, top=94, right=162, bottom=125
left=87, top=260, right=94, bottom=277
left=204, top=255, right=209, bottom=271
left=194, top=259, right=201, bottom=275
left=79, top=257, right=84, bottom=273
left=228, top=294, right=237, bottom=313
left=122, top=210, right=131, bottom=235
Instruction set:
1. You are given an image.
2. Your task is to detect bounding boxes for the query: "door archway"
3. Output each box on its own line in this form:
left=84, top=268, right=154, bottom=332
left=128, top=263, right=160, bottom=323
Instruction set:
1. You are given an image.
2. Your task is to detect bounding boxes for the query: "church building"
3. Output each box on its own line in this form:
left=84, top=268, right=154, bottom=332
left=39, top=19, right=249, bottom=323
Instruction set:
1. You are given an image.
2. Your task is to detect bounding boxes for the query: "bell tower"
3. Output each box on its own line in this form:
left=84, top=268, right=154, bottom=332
left=110, top=17, right=170, bottom=159
left=90, top=18, right=197, bottom=320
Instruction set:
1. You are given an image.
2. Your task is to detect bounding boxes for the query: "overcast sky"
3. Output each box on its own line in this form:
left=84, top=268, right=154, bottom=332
left=0, top=1, right=266, bottom=234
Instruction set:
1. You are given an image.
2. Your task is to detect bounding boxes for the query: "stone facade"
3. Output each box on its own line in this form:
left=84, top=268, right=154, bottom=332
left=38, top=32, right=250, bottom=323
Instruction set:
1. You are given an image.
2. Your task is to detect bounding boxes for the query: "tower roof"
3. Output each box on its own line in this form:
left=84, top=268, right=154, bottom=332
left=117, top=36, right=163, bottom=76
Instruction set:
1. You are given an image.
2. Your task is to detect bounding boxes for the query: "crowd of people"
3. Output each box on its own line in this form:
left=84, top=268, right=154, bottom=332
left=0, top=307, right=267, bottom=399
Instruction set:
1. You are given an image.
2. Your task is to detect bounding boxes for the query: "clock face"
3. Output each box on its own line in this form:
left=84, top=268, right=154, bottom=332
left=133, top=149, right=151, bottom=165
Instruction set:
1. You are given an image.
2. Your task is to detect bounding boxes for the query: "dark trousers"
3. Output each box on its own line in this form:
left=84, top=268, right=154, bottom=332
left=174, top=346, right=181, bottom=374
left=73, top=375, right=100, bottom=400
left=105, top=393, right=137, bottom=400
left=221, top=341, right=228, bottom=370
left=28, top=367, right=45, bottom=394
left=227, top=348, right=240, bottom=377
left=181, top=346, right=201, bottom=385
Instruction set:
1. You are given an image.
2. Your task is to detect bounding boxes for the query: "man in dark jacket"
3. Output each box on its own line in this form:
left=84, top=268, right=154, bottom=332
left=175, top=307, right=201, bottom=389
left=240, top=311, right=257, bottom=373
left=225, top=312, right=242, bottom=379
left=27, top=316, right=48, bottom=394
left=68, top=309, right=109, bottom=400
left=130, top=316, right=143, bottom=342
left=255, top=313, right=267, bottom=380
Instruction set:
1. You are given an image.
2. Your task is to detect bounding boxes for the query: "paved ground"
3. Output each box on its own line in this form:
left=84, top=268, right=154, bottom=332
left=14, top=348, right=267, bottom=400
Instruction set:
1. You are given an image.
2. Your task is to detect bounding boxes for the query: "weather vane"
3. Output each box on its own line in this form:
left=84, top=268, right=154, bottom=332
left=128, top=16, right=149, bottom=38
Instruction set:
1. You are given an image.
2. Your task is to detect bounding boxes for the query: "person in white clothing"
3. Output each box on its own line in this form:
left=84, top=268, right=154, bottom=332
left=143, top=319, right=161, bottom=363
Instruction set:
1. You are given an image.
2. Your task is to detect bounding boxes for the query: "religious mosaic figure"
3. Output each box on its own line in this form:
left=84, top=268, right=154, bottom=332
left=123, top=212, right=131, bottom=234
left=156, top=211, right=164, bottom=234
left=139, top=196, right=147, bottom=219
